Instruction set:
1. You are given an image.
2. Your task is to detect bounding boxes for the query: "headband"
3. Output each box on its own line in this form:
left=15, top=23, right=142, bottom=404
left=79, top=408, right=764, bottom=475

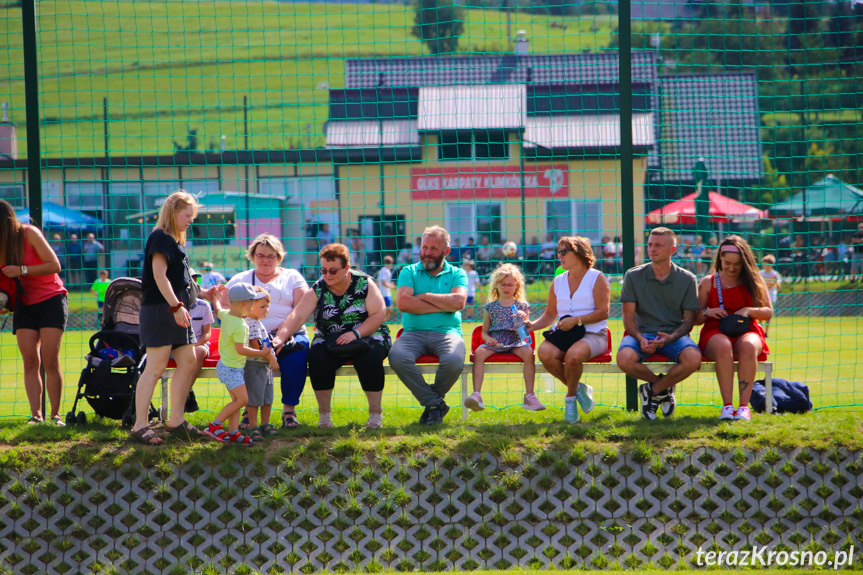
left=720, top=245, right=741, bottom=254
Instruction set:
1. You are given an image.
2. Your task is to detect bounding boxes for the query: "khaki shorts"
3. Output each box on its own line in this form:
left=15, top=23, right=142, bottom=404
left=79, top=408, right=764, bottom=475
left=582, top=329, right=610, bottom=358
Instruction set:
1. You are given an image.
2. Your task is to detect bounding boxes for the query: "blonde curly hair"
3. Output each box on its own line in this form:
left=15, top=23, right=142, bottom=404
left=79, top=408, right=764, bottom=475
left=487, top=263, right=527, bottom=303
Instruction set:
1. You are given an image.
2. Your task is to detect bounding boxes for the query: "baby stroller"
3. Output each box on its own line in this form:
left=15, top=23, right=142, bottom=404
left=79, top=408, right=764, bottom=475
left=66, top=277, right=156, bottom=427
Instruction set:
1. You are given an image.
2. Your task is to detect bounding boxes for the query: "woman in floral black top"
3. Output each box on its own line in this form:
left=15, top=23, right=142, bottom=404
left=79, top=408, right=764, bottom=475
left=277, top=243, right=390, bottom=428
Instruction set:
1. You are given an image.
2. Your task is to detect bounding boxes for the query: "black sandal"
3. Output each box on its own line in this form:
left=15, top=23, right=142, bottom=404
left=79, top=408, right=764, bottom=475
left=129, top=425, right=163, bottom=446
left=282, top=411, right=299, bottom=429
left=166, top=419, right=205, bottom=441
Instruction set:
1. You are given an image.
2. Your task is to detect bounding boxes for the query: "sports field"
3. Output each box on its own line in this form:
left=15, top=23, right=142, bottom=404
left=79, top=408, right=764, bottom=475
left=1, top=316, right=861, bottom=424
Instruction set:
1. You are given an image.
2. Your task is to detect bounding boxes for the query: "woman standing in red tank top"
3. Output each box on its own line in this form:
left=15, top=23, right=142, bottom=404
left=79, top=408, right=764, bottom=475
left=695, top=235, right=772, bottom=422
left=1, top=199, right=68, bottom=425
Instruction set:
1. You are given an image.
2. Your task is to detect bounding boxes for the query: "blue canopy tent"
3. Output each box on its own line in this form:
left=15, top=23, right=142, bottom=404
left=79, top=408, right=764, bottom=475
left=16, top=202, right=105, bottom=232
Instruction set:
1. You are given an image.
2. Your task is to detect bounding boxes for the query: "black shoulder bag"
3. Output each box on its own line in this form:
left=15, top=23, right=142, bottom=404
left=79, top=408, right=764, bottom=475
left=716, top=274, right=752, bottom=339
left=542, top=316, right=586, bottom=352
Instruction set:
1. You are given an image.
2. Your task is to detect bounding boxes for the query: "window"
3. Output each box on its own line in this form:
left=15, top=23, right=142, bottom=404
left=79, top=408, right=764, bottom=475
left=439, top=130, right=508, bottom=161
left=181, top=179, right=221, bottom=196
left=0, top=185, right=25, bottom=208
left=257, top=177, right=336, bottom=270
left=445, top=203, right=502, bottom=245
left=108, top=183, right=143, bottom=251
left=439, top=131, right=473, bottom=161
left=545, top=200, right=603, bottom=245
left=65, top=183, right=105, bottom=220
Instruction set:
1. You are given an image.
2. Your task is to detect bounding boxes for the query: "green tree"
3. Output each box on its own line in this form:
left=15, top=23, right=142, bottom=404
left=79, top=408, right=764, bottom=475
left=412, top=0, right=466, bottom=55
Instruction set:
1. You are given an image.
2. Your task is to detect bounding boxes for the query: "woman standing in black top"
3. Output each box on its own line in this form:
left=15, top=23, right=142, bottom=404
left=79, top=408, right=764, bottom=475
left=131, top=190, right=205, bottom=445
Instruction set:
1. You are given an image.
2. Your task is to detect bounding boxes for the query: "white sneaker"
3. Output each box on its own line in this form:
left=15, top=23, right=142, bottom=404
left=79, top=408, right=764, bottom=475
left=522, top=393, right=546, bottom=411
left=366, top=413, right=383, bottom=428
left=734, top=406, right=751, bottom=421
left=464, top=392, right=485, bottom=411
left=575, top=383, right=595, bottom=414
left=719, top=405, right=736, bottom=420
left=564, top=397, right=579, bottom=424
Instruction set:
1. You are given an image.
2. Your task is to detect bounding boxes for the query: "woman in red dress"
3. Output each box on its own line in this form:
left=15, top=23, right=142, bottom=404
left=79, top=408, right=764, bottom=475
left=696, top=235, right=773, bottom=422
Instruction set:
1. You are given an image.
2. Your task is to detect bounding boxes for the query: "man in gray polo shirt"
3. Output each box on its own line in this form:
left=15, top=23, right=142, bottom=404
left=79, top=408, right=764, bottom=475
left=389, top=226, right=468, bottom=425
left=617, top=227, right=701, bottom=419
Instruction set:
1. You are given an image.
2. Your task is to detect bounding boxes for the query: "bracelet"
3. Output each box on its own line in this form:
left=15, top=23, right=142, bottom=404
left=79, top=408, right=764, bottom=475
left=169, top=302, right=185, bottom=313
left=352, top=328, right=362, bottom=340
left=21, top=265, right=28, bottom=276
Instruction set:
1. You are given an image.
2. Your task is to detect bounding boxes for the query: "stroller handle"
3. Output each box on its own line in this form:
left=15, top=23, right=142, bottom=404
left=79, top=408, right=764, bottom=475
left=89, top=331, right=141, bottom=354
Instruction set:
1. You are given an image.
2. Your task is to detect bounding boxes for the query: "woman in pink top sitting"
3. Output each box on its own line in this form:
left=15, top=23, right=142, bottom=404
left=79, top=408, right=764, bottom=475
left=1, top=199, right=69, bottom=425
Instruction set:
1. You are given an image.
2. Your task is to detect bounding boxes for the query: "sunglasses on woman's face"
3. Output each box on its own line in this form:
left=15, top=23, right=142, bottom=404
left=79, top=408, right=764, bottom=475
left=320, top=267, right=344, bottom=276
left=557, top=249, right=571, bottom=256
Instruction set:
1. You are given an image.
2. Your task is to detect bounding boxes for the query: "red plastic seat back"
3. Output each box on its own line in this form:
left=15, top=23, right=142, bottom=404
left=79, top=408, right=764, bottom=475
left=469, top=325, right=536, bottom=363
left=203, top=327, right=221, bottom=367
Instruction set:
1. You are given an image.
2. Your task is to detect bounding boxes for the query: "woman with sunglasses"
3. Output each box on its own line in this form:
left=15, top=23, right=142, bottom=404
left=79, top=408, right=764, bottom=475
left=695, top=235, right=772, bottom=422
left=224, top=234, right=310, bottom=428
left=275, top=243, right=390, bottom=428
left=525, top=236, right=610, bottom=424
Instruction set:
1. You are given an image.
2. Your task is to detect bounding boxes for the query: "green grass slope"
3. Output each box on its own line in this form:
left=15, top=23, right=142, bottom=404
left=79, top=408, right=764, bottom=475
left=0, top=1, right=615, bottom=157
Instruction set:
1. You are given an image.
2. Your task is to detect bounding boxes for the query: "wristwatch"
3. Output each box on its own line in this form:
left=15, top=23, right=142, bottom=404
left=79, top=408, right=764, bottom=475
left=352, top=328, right=362, bottom=340
left=577, top=316, right=583, bottom=326
left=21, top=265, right=28, bottom=276
left=702, top=307, right=709, bottom=316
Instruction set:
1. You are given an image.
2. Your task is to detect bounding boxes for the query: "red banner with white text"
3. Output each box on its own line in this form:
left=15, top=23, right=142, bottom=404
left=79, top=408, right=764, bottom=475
left=410, top=165, right=569, bottom=200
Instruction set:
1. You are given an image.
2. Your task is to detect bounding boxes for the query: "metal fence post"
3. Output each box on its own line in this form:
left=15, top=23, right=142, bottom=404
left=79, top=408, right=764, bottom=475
left=618, top=0, right=637, bottom=412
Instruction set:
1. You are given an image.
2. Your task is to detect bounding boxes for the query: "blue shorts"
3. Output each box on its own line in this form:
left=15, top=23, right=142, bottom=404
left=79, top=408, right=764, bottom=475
left=384, top=296, right=392, bottom=307
left=97, top=301, right=104, bottom=310
left=618, top=333, right=700, bottom=363
left=217, top=360, right=246, bottom=391
left=467, top=295, right=475, bottom=305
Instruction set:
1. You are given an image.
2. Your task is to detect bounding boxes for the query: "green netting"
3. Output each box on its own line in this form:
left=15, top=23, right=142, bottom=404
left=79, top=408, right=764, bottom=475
left=0, top=0, right=861, bottom=422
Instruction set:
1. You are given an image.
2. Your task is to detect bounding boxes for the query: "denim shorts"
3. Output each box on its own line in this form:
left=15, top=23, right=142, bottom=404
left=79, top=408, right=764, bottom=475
left=383, top=296, right=392, bottom=307
left=217, top=360, right=246, bottom=391
left=619, top=333, right=699, bottom=363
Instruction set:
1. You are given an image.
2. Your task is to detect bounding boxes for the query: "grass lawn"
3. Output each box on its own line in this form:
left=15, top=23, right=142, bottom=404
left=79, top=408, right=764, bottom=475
left=1, top=316, right=862, bottom=468
left=0, top=0, right=615, bottom=157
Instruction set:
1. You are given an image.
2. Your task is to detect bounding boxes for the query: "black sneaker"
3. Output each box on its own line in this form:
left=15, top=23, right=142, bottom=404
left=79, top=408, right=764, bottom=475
left=425, top=402, right=450, bottom=425
left=659, top=382, right=676, bottom=418
left=639, top=382, right=660, bottom=420
left=418, top=406, right=431, bottom=425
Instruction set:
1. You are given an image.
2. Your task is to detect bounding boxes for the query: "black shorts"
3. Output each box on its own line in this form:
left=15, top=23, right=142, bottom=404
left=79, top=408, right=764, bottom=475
left=13, top=293, right=68, bottom=334
left=140, top=302, right=195, bottom=349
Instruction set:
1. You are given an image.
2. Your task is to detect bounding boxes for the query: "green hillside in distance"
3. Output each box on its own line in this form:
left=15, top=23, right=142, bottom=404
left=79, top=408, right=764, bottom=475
left=0, top=1, right=615, bottom=157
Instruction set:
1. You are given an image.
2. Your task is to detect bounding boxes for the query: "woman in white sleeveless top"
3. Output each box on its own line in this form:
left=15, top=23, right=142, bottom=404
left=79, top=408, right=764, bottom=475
left=526, top=236, right=610, bottom=423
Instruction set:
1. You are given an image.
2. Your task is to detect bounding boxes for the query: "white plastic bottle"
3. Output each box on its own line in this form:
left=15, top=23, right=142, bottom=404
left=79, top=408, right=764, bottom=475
left=511, top=303, right=532, bottom=345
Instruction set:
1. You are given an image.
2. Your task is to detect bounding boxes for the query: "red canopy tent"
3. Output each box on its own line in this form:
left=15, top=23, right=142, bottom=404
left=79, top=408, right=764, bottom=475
left=646, top=191, right=767, bottom=225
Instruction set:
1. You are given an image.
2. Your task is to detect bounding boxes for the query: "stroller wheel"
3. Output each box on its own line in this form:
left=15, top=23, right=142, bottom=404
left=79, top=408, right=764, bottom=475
left=76, top=412, right=87, bottom=426
left=65, top=411, right=76, bottom=427
left=121, top=411, right=135, bottom=429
